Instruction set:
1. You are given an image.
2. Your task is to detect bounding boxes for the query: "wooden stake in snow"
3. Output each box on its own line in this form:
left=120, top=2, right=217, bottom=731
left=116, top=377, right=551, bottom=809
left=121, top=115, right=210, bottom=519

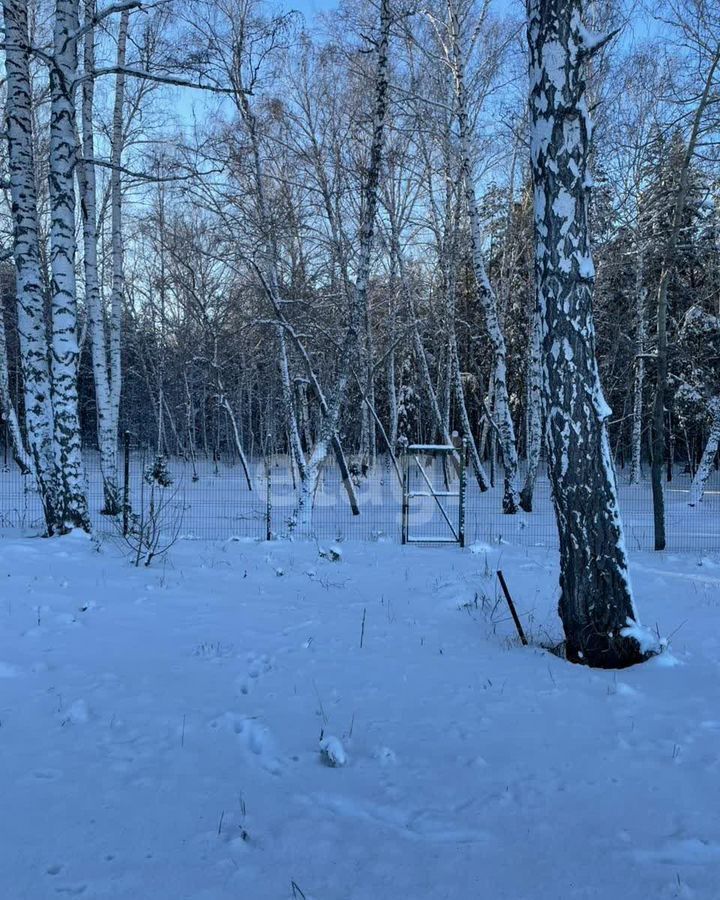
left=496, top=570, right=528, bottom=646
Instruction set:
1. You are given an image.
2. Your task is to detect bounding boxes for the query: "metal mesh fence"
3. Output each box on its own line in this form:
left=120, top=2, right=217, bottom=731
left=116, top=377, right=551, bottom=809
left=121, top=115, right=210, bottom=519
left=1, top=439, right=719, bottom=551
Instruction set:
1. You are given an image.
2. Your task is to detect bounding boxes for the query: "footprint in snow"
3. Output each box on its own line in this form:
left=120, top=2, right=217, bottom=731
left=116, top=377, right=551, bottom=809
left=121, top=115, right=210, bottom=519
left=210, top=713, right=283, bottom=775
left=58, top=700, right=90, bottom=726
left=235, top=653, right=273, bottom=696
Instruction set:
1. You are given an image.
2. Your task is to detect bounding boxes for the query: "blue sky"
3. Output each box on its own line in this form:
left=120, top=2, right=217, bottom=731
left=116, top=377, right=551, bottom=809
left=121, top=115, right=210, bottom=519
left=290, top=0, right=338, bottom=14
left=291, top=0, right=520, bottom=13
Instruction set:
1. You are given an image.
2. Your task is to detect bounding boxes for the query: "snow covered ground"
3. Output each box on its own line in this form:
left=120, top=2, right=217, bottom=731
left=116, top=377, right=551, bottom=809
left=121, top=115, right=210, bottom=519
left=1, top=532, right=719, bottom=899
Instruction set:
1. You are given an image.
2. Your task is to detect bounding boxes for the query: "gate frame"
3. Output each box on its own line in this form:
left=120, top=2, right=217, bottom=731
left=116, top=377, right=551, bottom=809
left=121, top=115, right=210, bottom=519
left=401, top=440, right=467, bottom=547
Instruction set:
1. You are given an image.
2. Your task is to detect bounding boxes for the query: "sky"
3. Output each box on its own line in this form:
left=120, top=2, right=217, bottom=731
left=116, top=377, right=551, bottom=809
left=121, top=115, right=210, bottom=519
left=290, top=0, right=338, bottom=15
left=291, top=0, right=519, bottom=14
left=295, top=0, right=336, bottom=8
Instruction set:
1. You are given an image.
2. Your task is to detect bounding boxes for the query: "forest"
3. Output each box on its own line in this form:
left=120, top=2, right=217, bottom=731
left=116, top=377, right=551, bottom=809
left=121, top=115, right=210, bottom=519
left=2, top=0, right=719, bottom=543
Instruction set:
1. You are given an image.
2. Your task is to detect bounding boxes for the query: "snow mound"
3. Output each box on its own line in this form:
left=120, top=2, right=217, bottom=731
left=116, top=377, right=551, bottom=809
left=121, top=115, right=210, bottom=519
left=319, top=734, right=347, bottom=768
left=621, top=618, right=663, bottom=656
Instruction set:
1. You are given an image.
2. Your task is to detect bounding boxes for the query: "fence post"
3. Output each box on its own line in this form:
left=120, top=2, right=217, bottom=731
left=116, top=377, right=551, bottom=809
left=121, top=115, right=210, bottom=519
left=401, top=449, right=409, bottom=544
left=459, top=437, right=467, bottom=548
left=265, top=456, right=272, bottom=541
left=122, top=430, right=131, bottom=537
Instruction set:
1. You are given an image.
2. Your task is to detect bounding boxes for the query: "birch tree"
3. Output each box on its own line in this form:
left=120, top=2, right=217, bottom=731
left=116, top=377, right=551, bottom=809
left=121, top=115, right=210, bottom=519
left=394, top=22, right=490, bottom=489
left=447, top=0, right=519, bottom=512
left=290, top=0, right=392, bottom=529
left=602, top=51, right=664, bottom=486
left=676, top=306, right=720, bottom=506
left=519, top=308, right=542, bottom=511
left=48, top=0, right=90, bottom=530
left=0, top=297, right=32, bottom=474
left=527, top=0, right=652, bottom=667
left=2, top=0, right=59, bottom=529
left=107, top=10, right=129, bottom=480
left=79, top=0, right=122, bottom=514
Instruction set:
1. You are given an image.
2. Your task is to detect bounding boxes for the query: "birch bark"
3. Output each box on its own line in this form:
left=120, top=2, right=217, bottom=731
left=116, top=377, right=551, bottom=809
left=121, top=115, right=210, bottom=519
left=688, top=398, right=720, bottom=507
left=527, top=0, right=650, bottom=667
left=448, top=1, right=519, bottom=512
left=79, top=0, right=120, bottom=513
left=2, top=0, right=59, bottom=528
left=108, top=9, right=129, bottom=455
left=0, top=304, right=32, bottom=474
left=519, top=308, right=542, bottom=511
left=49, top=0, right=89, bottom=531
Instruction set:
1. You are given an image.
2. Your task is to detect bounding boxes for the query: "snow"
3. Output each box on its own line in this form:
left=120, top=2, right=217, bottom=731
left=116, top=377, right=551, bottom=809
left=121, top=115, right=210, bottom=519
left=319, top=734, right=347, bottom=768
left=1, top=533, right=720, bottom=898
left=620, top=618, right=663, bottom=656
left=407, top=444, right=455, bottom=453
left=577, top=23, right=609, bottom=53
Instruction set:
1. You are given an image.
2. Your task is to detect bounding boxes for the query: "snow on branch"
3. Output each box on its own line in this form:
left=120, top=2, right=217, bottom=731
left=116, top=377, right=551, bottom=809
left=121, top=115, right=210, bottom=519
left=576, top=24, right=620, bottom=58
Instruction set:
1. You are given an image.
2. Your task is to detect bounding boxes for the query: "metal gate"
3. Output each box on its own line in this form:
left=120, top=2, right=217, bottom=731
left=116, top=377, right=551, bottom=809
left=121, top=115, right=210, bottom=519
left=401, top=441, right=467, bottom=547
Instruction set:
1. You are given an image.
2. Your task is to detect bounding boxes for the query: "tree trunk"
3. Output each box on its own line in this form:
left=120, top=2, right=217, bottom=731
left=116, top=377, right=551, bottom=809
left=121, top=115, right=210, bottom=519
left=49, top=0, right=89, bottom=531
left=2, top=0, right=59, bottom=528
left=216, top=358, right=253, bottom=490
left=450, top=331, right=488, bottom=491
left=284, top=0, right=391, bottom=529
left=449, top=2, right=519, bottom=513
left=388, top=213, right=481, bottom=485
left=0, top=303, right=32, bottom=474
left=630, top=243, right=647, bottom=485
left=108, top=8, right=129, bottom=481
left=79, top=0, right=120, bottom=514
left=527, top=0, right=651, bottom=668
left=688, top=399, right=720, bottom=507
left=520, top=308, right=542, bottom=511
left=386, top=279, right=399, bottom=452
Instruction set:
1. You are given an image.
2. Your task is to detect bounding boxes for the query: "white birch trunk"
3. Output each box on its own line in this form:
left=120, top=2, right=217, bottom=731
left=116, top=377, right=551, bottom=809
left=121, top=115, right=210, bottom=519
left=79, top=0, right=120, bottom=513
left=528, top=0, right=649, bottom=667
left=449, top=2, right=519, bottom=512
left=388, top=210, right=475, bottom=485
left=688, top=398, right=720, bottom=507
left=213, top=347, right=252, bottom=489
left=291, top=441, right=327, bottom=534
left=49, top=0, right=89, bottom=531
left=0, top=305, right=32, bottom=474
left=278, top=327, right=307, bottom=479
left=446, top=324, right=488, bottom=490
left=2, top=0, right=59, bottom=528
left=237, top=78, right=330, bottom=529
left=286, top=0, right=391, bottom=531
left=108, top=9, right=128, bottom=449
